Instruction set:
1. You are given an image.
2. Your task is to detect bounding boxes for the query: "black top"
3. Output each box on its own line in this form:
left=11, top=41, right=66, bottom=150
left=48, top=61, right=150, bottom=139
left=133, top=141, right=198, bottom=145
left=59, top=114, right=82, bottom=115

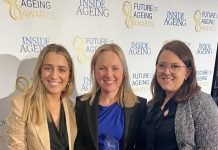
left=137, top=98, right=178, bottom=150
left=48, top=103, right=69, bottom=150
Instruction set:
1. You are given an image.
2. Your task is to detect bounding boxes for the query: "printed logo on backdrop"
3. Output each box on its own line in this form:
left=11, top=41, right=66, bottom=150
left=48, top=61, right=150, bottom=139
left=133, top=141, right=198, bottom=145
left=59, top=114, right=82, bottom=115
left=20, top=36, right=49, bottom=53
left=131, top=72, right=153, bottom=93
left=122, top=0, right=158, bottom=28
left=16, top=77, right=30, bottom=92
left=196, top=43, right=213, bottom=54
left=197, top=70, right=212, bottom=88
left=128, top=41, right=152, bottom=56
left=80, top=76, right=92, bottom=93
left=194, top=10, right=218, bottom=32
left=72, top=36, right=113, bottom=64
left=4, top=0, right=55, bottom=20
left=195, top=43, right=213, bottom=89
left=76, top=0, right=109, bottom=17
left=0, top=120, right=5, bottom=127
left=164, top=11, right=186, bottom=26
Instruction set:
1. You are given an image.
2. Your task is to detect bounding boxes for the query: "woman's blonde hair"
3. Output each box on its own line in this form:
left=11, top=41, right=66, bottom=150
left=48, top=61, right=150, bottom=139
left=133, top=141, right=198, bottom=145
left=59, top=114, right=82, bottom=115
left=22, top=44, right=75, bottom=125
left=81, top=43, right=137, bottom=107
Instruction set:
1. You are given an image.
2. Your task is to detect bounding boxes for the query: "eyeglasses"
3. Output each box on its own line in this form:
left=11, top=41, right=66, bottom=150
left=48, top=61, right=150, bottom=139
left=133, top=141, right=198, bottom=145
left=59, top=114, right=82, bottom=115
left=156, top=63, right=187, bottom=73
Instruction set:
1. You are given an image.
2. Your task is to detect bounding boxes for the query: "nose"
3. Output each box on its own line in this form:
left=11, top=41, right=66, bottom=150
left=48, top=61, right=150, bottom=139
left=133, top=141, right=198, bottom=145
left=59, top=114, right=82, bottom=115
left=105, top=68, right=113, bottom=77
left=50, top=68, right=58, bottom=79
left=163, top=65, right=171, bottom=74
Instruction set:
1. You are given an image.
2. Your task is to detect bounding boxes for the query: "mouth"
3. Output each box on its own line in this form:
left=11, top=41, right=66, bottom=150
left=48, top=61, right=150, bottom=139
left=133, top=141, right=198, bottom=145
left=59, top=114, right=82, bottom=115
left=162, top=77, right=174, bottom=81
left=48, top=80, right=61, bottom=86
left=104, top=80, right=115, bottom=84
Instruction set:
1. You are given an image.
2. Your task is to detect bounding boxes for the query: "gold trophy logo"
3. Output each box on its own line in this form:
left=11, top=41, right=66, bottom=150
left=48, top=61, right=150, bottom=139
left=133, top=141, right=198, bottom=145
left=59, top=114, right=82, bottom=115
left=16, top=77, right=29, bottom=92
left=194, top=10, right=201, bottom=32
left=123, top=0, right=133, bottom=28
left=72, top=36, right=87, bottom=64
left=4, top=0, right=23, bottom=20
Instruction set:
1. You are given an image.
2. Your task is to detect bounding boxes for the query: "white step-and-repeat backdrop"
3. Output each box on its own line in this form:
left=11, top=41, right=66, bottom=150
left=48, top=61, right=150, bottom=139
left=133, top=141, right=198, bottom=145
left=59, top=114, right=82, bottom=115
left=1, top=0, right=218, bottom=149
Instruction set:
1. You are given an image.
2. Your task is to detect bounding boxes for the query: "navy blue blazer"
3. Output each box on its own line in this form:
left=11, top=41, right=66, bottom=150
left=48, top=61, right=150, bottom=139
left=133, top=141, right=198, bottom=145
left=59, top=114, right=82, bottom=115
left=74, top=94, right=147, bottom=150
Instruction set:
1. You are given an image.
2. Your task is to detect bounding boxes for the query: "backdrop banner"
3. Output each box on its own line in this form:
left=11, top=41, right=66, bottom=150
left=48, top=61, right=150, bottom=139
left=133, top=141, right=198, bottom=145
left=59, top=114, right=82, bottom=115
left=1, top=0, right=218, bottom=149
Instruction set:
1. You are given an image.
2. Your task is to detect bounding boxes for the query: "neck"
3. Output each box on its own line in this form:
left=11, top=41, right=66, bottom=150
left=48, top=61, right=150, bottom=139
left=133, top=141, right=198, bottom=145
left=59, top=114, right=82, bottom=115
left=99, top=92, right=118, bottom=106
left=45, top=94, right=61, bottom=109
left=161, top=92, right=174, bottom=110
left=165, top=91, right=175, bottom=101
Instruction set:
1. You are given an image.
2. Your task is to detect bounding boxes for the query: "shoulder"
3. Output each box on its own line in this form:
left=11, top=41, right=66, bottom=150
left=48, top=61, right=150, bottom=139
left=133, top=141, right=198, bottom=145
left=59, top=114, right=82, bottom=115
left=133, top=96, right=147, bottom=115
left=136, top=96, right=147, bottom=107
left=137, top=96, right=147, bottom=103
left=10, top=94, right=26, bottom=117
left=189, top=91, right=217, bottom=112
left=75, top=95, right=90, bottom=110
left=179, top=91, right=215, bottom=108
left=178, top=91, right=218, bottom=119
left=76, top=95, right=90, bottom=104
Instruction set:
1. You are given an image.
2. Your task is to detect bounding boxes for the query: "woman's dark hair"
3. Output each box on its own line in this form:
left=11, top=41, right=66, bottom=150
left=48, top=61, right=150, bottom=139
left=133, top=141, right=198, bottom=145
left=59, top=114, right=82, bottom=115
left=150, top=40, right=201, bottom=104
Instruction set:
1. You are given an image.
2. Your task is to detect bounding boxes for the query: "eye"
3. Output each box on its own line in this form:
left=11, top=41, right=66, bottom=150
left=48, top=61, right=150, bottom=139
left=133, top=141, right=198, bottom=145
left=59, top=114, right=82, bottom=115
left=98, top=67, right=106, bottom=71
left=43, top=66, right=52, bottom=71
left=59, top=68, right=67, bottom=73
left=158, top=63, right=166, bottom=68
left=171, top=64, right=180, bottom=69
left=112, top=67, right=119, bottom=71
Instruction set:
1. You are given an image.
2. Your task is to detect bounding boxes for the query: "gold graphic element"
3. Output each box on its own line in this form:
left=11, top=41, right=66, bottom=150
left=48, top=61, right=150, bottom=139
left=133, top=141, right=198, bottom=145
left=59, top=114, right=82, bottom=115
left=16, top=77, right=29, bottom=92
left=72, top=36, right=87, bottom=64
left=4, top=0, right=23, bottom=20
left=194, top=10, right=201, bottom=32
left=123, top=1, right=133, bottom=28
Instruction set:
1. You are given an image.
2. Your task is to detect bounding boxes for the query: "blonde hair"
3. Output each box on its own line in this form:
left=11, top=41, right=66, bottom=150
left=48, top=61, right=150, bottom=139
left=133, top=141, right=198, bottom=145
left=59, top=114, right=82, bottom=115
left=22, top=44, right=75, bottom=125
left=81, top=43, right=137, bottom=107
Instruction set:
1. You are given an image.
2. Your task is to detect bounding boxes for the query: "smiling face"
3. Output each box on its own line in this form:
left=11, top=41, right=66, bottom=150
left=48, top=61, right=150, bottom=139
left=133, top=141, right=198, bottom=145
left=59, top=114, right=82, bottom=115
left=40, top=52, right=70, bottom=97
left=94, top=50, right=124, bottom=95
left=156, top=50, right=191, bottom=97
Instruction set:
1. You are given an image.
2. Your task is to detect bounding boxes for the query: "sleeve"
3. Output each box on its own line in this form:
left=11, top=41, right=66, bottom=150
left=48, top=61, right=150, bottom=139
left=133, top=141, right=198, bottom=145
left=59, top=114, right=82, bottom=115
left=6, top=98, right=28, bottom=150
left=194, top=93, right=218, bottom=149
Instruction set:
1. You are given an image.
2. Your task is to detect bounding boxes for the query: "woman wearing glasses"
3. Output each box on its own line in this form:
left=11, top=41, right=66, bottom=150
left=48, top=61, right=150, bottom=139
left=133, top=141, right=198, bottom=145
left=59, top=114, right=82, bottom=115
left=136, top=40, right=218, bottom=150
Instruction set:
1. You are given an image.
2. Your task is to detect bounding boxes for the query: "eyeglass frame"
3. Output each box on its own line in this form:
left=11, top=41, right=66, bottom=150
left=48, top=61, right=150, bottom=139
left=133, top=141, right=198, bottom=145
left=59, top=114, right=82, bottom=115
left=156, top=62, right=187, bottom=73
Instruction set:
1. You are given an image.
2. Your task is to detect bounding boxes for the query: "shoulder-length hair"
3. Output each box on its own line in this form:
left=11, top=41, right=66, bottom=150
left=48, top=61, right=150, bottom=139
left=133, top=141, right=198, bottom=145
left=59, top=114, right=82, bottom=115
left=150, top=40, right=201, bottom=104
left=81, top=43, right=137, bottom=107
left=22, top=44, right=75, bottom=124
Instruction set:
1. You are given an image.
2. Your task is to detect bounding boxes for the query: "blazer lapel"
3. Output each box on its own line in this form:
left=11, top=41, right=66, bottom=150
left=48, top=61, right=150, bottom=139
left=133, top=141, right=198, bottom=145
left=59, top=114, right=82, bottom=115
left=63, top=98, right=77, bottom=150
left=123, top=106, right=136, bottom=149
left=63, top=99, right=72, bottom=150
left=86, top=97, right=99, bottom=150
left=34, top=114, right=50, bottom=150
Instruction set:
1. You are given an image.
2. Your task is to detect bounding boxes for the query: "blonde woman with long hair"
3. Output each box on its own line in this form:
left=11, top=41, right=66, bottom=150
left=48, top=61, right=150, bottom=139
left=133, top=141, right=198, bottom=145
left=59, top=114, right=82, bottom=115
left=74, top=43, right=147, bottom=150
left=6, top=44, right=77, bottom=150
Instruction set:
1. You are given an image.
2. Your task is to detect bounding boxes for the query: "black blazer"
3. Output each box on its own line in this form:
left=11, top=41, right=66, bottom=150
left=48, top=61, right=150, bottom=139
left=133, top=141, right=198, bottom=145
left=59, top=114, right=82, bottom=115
left=74, top=94, right=147, bottom=150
